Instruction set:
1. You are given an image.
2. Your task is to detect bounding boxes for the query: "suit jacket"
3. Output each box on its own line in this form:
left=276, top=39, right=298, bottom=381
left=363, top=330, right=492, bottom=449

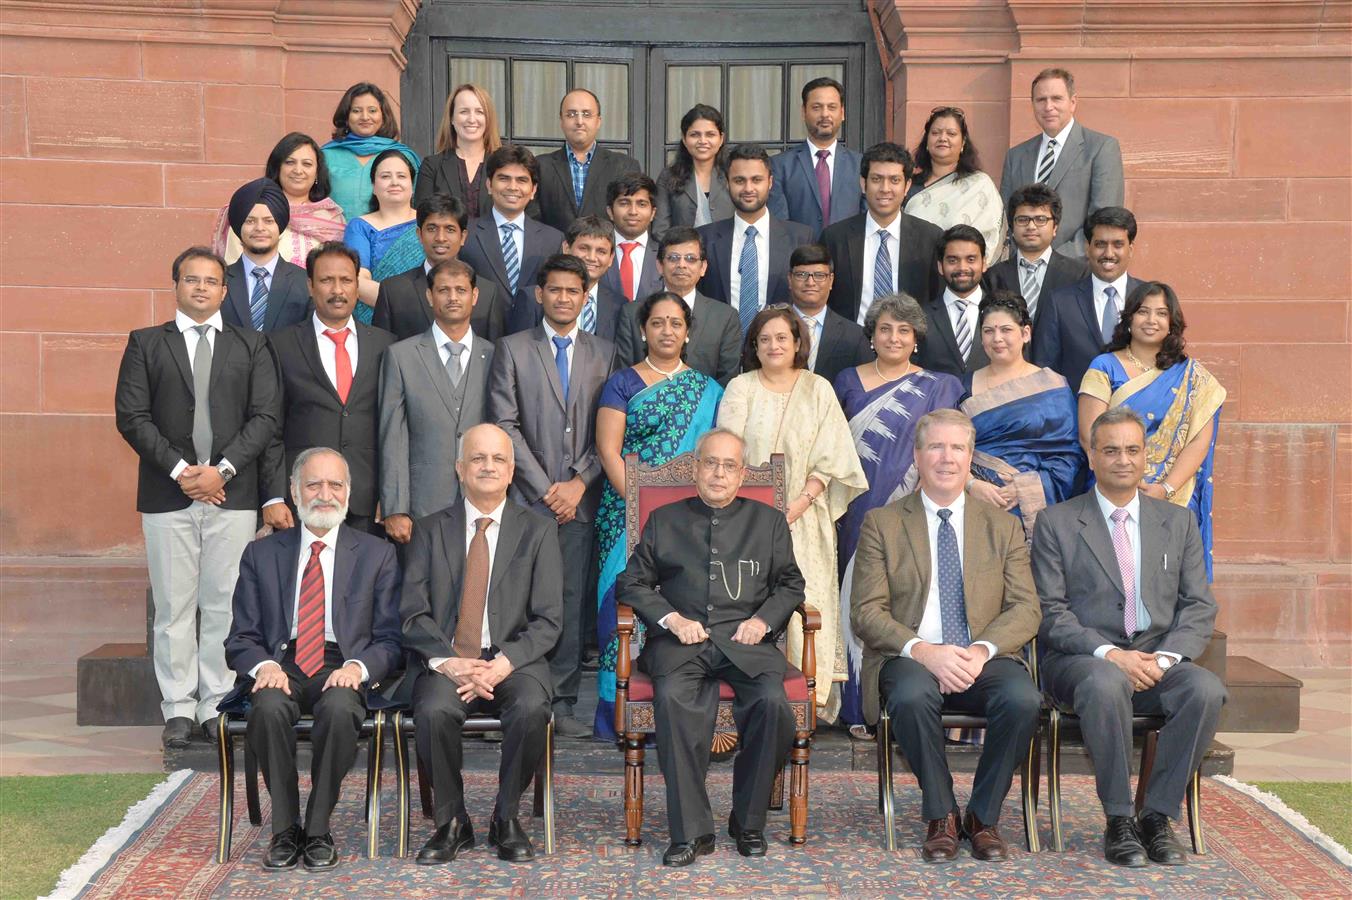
left=224, top=524, right=403, bottom=686
left=915, top=289, right=991, bottom=378
left=223, top=257, right=312, bottom=332
left=822, top=212, right=943, bottom=323
left=1032, top=491, right=1217, bottom=669
left=810, top=307, right=874, bottom=386
left=999, top=122, right=1124, bottom=257
left=413, top=150, right=487, bottom=213
left=1030, top=275, right=1144, bottom=393
left=985, top=250, right=1088, bottom=325
left=652, top=169, right=734, bottom=240
left=591, top=281, right=627, bottom=343
left=486, top=327, right=617, bottom=522
left=599, top=234, right=663, bottom=303
left=399, top=500, right=563, bottom=696
left=768, top=141, right=866, bottom=236
left=379, top=329, right=493, bottom=520
left=696, top=215, right=814, bottom=307
left=115, top=319, right=281, bottom=513
left=457, top=214, right=565, bottom=335
left=849, top=491, right=1042, bottom=724
left=615, top=292, right=742, bottom=385
left=618, top=497, right=805, bottom=679
left=262, top=319, right=395, bottom=517
left=371, top=263, right=509, bottom=343
left=532, top=146, right=643, bottom=233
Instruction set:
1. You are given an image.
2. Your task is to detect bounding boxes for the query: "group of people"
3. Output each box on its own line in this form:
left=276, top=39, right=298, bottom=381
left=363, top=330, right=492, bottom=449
left=111, top=64, right=1229, bottom=871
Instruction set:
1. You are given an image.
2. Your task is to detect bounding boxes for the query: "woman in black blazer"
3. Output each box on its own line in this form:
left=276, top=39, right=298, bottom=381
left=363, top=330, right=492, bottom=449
left=413, top=83, right=502, bottom=218
left=653, top=104, right=734, bottom=240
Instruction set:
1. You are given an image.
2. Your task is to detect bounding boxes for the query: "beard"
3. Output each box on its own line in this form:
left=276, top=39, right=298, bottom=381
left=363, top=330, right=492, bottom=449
left=298, top=497, right=348, bottom=531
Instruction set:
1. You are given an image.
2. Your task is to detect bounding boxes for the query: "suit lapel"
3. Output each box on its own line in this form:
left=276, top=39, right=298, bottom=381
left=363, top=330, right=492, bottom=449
left=1048, top=123, right=1085, bottom=191
left=226, top=264, right=253, bottom=329
left=794, top=144, right=823, bottom=208
left=1138, top=497, right=1165, bottom=621
left=847, top=219, right=866, bottom=315
left=164, top=322, right=195, bottom=394
left=712, top=220, right=733, bottom=300
left=555, top=153, right=579, bottom=215
left=487, top=503, right=523, bottom=603
left=831, top=147, right=857, bottom=216
left=264, top=265, right=293, bottom=331
left=900, top=495, right=932, bottom=599
left=278, top=527, right=301, bottom=636
left=1078, top=494, right=1126, bottom=598
left=927, top=295, right=963, bottom=361
left=298, top=324, right=342, bottom=403
left=415, top=330, right=460, bottom=417
left=475, top=218, right=511, bottom=286
left=533, top=328, right=567, bottom=409
left=351, top=323, right=382, bottom=395
left=578, top=151, right=607, bottom=214
left=1074, top=279, right=1100, bottom=341
left=208, top=325, right=235, bottom=391
left=439, top=504, right=467, bottom=607
left=961, top=500, right=982, bottom=621
left=331, top=524, right=357, bottom=636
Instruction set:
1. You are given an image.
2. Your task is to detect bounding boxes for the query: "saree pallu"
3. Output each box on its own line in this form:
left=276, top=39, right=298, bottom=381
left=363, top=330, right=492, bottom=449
left=1081, top=354, right=1226, bottom=580
left=960, top=368, right=1084, bottom=539
left=344, top=218, right=423, bottom=325
left=593, top=370, right=722, bottom=740
left=321, top=136, right=420, bottom=223
left=903, top=171, right=1007, bottom=266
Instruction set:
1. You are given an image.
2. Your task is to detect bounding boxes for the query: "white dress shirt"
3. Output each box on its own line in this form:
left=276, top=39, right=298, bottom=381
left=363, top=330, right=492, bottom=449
left=542, top=318, right=580, bottom=370
left=614, top=230, right=649, bottom=287
left=312, top=313, right=359, bottom=387
left=678, top=287, right=699, bottom=314
left=170, top=309, right=230, bottom=480
left=728, top=209, right=771, bottom=318
left=856, top=213, right=902, bottom=325
left=1091, top=272, right=1130, bottom=332
left=434, top=322, right=474, bottom=371
left=902, top=491, right=999, bottom=660
left=943, top=284, right=983, bottom=351
left=429, top=498, right=507, bottom=667
left=796, top=305, right=828, bottom=371
left=1035, top=119, right=1076, bottom=180
left=492, top=207, right=527, bottom=266
left=1090, top=489, right=1181, bottom=663
left=807, top=139, right=838, bottom=184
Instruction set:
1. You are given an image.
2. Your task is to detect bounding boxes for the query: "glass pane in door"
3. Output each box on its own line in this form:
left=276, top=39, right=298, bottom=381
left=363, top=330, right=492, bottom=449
left=576, top=62, right=629, bottom=142
left=666, top=66, right=721, bottom=143
left=512, top=59, right=568, bottom=141
left=449, top=58, right=508, bottom=112
left=789, top=63, right=845, bottom=101
left=727, top=66, right=783, bottom=143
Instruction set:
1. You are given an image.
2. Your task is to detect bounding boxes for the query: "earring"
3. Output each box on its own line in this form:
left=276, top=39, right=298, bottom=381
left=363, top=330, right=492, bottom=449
left=685, top=337, right=690, bottom=343
left=640, top=334, right=647, bottom=342
left=869, top=341, right=874, bottom=351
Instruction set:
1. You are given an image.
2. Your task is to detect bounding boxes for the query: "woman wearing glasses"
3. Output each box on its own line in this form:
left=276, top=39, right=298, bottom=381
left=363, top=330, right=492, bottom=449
left=903, top=107, right=1006, bottom=266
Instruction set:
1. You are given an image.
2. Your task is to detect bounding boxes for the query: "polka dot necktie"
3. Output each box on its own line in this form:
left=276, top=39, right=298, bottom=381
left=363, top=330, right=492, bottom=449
left=936, top=509, right=971, bottom=647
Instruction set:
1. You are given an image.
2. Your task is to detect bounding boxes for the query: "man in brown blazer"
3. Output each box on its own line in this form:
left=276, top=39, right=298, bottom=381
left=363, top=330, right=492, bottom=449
left=851, top=409, right=1041, bottom=863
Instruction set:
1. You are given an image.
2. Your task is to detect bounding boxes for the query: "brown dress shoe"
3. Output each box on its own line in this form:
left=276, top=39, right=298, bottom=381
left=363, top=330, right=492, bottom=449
left=921, top=811, right=961, bottom=863
left=962, top=810, right=1009, bottom=861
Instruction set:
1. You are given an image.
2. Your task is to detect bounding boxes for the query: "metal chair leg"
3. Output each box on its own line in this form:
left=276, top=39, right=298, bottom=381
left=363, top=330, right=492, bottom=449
left=365, top=711, right=384, bottom=859
left=1048, top=709, right=1064, bottom=852
left=244, top=741, right=262, bottom=826
left=877, top=712, right=895, bottom=852
left=394, top=713, right=410, bottom=859
left=216, top=713, right=235, bottom=864
left=543, top=716, right=556, bottom=855
left=1186, top=768, right=1205, bottom=854
left=532, top=739, right=546, bottom=818
left=1020, top=726, right=1040, bottom=852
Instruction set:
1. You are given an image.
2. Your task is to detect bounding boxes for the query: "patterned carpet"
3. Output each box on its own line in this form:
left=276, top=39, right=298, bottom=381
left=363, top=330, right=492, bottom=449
left=66, top=770, right=1351, bottom=899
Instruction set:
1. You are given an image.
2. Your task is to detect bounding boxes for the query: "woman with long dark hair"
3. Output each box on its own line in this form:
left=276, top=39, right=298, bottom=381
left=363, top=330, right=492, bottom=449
left=903, top=106, right=1005, bottom=264
left=653, top=104, right=733, bottom=239
left=321, top=82, right=419, bottom=222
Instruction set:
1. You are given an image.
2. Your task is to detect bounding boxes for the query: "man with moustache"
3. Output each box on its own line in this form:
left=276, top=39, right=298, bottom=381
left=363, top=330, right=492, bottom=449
left=601, top=172, right=663, bottom=303
left=261, top=243, right=394, bottom=537
left=985, top=184, right=1088, bottom=325
left=379, top=259, right=495, bottom=544
left=915, top=225, right=990, bottom=378
left=562, top=215, right=626, bottom=341
left=769, top=77, right=865, bottom=236
left=533, top=89, right=642, bottom=233
left=785, top=243, right=872, bottom=385
left=224, top=447, right=402, bottom=870
left=372, top=193, right=509, bottom=341
left=221, top=178, right=312, bottom=332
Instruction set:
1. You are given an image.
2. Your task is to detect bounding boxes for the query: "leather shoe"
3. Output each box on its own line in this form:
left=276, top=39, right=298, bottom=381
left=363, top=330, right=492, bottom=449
left=263, top=824, right=302, bottom=870
left=1104, top=815, right=1149, bottom=867
left=921, top=811, right=961, bottom=863
left=1139, top=810, right=1188, bottom=865
left=415, top=818, right=474, bottom=865
left=662, top=833, right=715, bottom=867
left=200, top=718, right=219, bottom=743
left=727, top=812, right=767, bottom=857
left=488, top=816, right=534, bottom=862
left=553, top=716, right=593, bottom=740
left=962, top=810, right=1009, bottom=861
left=302, top=832, right=338, bottom=869
left=162, top=717, right=193, bottom=750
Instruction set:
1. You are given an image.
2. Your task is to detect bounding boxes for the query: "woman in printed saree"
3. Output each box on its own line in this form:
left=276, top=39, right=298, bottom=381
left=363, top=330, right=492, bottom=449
left=342, top=149, right=424, bottom=325
left=835, top=293, right=963, bottom=738
left=718, top=306, right=868, bottom=722
left=903, top=107, right=1006, bottom=266
left=321, top=82, right=420, bottom=223
left=1079, top=281, right=1226, bottom=579
left=594, top=292, right=724, bottom=739
left=961, top=290, right=1083, bottom=538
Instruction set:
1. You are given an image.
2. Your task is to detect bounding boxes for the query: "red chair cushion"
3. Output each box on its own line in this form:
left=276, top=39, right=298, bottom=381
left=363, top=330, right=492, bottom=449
left=635, top=484, right=777, bottom=535
left=626, top=665, right=809, bottom=704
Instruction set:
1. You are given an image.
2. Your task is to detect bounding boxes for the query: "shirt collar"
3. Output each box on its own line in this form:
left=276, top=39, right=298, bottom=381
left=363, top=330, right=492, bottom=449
left=543, top=318, right=579, bottom=343
left=492, top=207, right=525, bottom=231
left=313, top=314, right=355, bottom=338
left=616, top=230, right=648, bottom=249
left=1043, top=118, right=1075, bottom=145
left=241, top=252, right=280, bottom=280
left=423, top=259, right=434, bottom=275
left=920, top=489, right=966, bottom=518
left=807, top=139, right=838, bottom=159
left=299, top=523, right=338, bottom=553
left=571, top=143, right=597, bottom=164
left=680, top=288, right=698, bottom=311
left=795, top=304, right=827, bottom=328
left=1094, top=486, right=1140, bottom=524
left=433, top=322, right=474, bottom=350
left=1020, top=246, right=1053, bottom=268
left=175, top=309, right=225, bottom=334
left=944, top=284, right=982, bottom=309
left=1091, top=273, right=1130, bottom=297
left=464, top=496, right=507, bottom=527
left=734, top=208, right=770, bottom=236
left=866, top=212, right=902, bottom=239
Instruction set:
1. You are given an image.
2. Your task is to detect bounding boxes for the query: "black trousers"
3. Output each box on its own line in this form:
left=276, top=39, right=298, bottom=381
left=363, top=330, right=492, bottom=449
left=651, top=642, right=794, bottom=844
left=546, top=519, right=596, bottom=716
left=412, top=668, right=551, bottom=828
left=246, top=644, right=366, bottom=837
left=880, top=655, right=1041, bottom=824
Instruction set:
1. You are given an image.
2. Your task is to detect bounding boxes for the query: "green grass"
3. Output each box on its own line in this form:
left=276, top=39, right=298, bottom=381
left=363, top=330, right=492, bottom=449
left=1252, top=781, right=1352, bottom=852
left=0, top=773, right=165, bottom=900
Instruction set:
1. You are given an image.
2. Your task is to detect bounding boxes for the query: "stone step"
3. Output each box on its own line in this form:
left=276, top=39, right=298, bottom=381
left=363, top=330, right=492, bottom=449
left=1217, top=655, right=1303, bottom=734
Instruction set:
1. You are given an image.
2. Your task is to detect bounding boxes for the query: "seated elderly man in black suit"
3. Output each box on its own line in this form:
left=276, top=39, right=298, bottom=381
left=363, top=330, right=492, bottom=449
left=224, top=447, right=402, bottom=871
left=617, top=427, right=805, bottom=868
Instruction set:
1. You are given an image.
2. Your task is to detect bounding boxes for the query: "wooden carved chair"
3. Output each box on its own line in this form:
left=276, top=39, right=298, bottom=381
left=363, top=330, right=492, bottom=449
left=613, top=451, right=819, bottom=846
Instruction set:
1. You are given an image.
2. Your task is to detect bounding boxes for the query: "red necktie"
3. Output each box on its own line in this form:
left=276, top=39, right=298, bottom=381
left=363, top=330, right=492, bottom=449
left=619, top=242, right=639, bottom=302
left=295, top=540, right=326, bottom=677
left=324, top=329, right=352, bottom=404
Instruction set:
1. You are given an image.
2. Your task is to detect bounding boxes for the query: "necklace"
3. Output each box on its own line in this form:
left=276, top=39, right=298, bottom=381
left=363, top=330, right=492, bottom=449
left=1125, top=347, right=1153, bottom=372
left=874, top=358, right=913, bottom=383
left=644, top=356, right=684, bottom=378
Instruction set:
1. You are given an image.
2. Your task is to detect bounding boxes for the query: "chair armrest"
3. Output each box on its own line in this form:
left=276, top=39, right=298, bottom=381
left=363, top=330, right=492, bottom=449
left=614, top=603, right=634, bottom=738
left=795, top=602, right=821, bottom=633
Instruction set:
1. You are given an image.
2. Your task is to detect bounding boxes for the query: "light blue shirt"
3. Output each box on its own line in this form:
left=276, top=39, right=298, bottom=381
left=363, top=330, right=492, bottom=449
left=492, top=207, right=526, bottom=269
left=568, top=143, right=597, bottom=209
left=795, top=305, right=827, bottom=371
left=241, top=252, right=280, bottom=295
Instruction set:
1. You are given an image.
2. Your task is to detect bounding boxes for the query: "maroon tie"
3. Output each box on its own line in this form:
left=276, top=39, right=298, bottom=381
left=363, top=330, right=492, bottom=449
left=295, top=540, right=326, bottom=677
left=815, top=149, right=832, bottom=225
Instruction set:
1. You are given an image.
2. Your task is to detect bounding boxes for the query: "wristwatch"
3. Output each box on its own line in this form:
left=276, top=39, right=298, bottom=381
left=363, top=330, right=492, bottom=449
left=1162, top=481, right=1177, bottom=500
left=1155, top=655, right=1174, bottom=671
left=216, top=463, right=236, bottom=484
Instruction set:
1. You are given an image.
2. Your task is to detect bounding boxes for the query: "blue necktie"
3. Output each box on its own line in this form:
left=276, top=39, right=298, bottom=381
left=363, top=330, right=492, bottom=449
left=500, top=222, right=520, bottom=294
left=581, top=293, right=597, bottom=334
left=1100, top=285, right=1119, bottom=344
left=936, top=508, right=971, bottom=647
left=873, top=230, right=893, bottom=303
left=249, top=267, right=269, bottom=331
left=552, top=335, right=572, bottom=403
left=738, top=224, right=760, bottom=334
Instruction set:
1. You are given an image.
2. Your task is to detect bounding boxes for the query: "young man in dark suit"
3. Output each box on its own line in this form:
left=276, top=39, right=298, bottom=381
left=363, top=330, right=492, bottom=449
left=786, top=243, right=872, bottom=385
left=532, top=89, right=642, bottom=233
left=985, top=183, right=1088, bottom=324
left=768, top=77, right=866, bottom=236
left=562, top=215, right=626, bottom=342
left=114, top=246, right=281, bottom=749
left=221, top=178, right=311, bottom=332
left=601, top=171, right=662, bottom=303
left=915, top=224, right=990, bottom=378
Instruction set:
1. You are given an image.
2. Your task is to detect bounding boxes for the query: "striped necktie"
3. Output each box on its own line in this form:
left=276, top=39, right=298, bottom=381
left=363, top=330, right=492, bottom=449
left=873, top=230, right=893, bottom=303
left=954, top=297, right=975, bottom=361
left=738, top=225, right=760, bottom=334
left=1019, top=257, right=1044, bottom=318
left=500, top=222, right=520, bottom=294
left=581, top=291, right=597, bottom=333
left=1036, top=139, right=1057, bottom=183
left=249, top=267, right=269, bottom=331
left=294, top=541, right=327, bottom=677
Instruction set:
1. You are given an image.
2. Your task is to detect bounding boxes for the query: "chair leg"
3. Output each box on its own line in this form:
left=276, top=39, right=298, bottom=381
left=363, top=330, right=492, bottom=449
left=1048, top=710, right=1064, bottom=853
left=1186, top=768, right=1205, bottom=854
left=1135, top=730, right=1160, bottom=817
left=416, top=745, right=434, bottom=821
left=1020, top=727, right=1040, bottom=853
left=1030, top=727, right=1042, bottom=813
left=216, top=713, right=235, bottom=864
left=244, top=741, right=262, bottom=827
left=365, top=712, right=384, bottom=860
left=543, top=717, right=556, bottom=856
left=532, top=737, right=546, bottom=818
left=623, top=733, right=645, bottom=846
left=877, top=712, right=895, bottom=852
left=770, top=766, right=786, bottom=811
left=394, top=713, right=410, bottom=859
left=788, top=732, right=810, bottom=845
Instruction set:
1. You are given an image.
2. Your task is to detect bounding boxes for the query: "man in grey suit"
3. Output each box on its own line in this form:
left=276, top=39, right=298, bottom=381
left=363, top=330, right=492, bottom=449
left=378, top=259, right=493, bottom=546
left=1033, top=408, right=1225, bottom=868
left=487, top=254, right=617, bottom=738
left=999, top=67, right=1124, bottom=258
left=768, top=77, right=865, bottom=236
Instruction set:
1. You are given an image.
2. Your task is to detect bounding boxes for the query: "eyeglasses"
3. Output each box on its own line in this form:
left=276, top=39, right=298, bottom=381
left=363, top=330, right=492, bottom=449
left=180, top=276, right=223, bottom=288
left=662, top=253, right=702, bottom=265
left=790, top=271, right=831, bottom=283
left=698, top=458, right=742, bottom=474
left=563, top=110, right=597, bottom=120
left=930, top=106, right=966, bottom=118
left=1013, top=214, right=1054, bottom=227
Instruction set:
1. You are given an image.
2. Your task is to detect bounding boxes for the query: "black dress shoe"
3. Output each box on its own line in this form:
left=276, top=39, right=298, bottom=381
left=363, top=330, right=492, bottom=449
left=302, top=832, right=338, bottom=869
left=200, top=718, right=219, bottom=743
left=416, top=819, right=475, bottom=865
left=727, top=812, right=768, bottom=857
left=553, top=717, right=593, bottom=740
left=488, top=816, right=535, bottom=862
left=662, top=833, right=715, bottom=867
left=1139, top=810, right=1188, bottom=865
left=162, top=717, right=193, bottom=750
left=1103, top=815, right=1148, bottom=867
left=263, top=825, right=303, bottom=870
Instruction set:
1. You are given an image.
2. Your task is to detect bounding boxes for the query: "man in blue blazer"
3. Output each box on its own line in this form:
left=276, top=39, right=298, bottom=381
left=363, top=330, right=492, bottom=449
left=221, top=178, right=312, bottom=332
left=768, top=77, right=865, bottom=236
left=223, top=447, right=402, bottom=871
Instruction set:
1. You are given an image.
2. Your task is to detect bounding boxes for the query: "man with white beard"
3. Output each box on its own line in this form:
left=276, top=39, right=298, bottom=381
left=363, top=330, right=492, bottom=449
left=224, top=447, right=402, bottom=871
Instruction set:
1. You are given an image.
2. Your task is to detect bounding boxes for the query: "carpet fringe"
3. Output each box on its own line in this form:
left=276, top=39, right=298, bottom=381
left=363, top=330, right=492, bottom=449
left=40, top=769, right=194, bottom=900
left=1215, top=775, right=1352, bottom=867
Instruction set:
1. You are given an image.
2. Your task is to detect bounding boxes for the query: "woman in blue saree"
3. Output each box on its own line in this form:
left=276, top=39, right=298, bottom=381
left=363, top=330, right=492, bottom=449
left=961, top=290, right=1083, bottom=538
left=835, top=293, right=963, bottom=738
left=321, top=83, right=419, bottom=223
left=593, top=292, right=723, bottom=740
left=342, top=148, right=423, bottom=325
left=1079, top=281, right=1226, bottom=579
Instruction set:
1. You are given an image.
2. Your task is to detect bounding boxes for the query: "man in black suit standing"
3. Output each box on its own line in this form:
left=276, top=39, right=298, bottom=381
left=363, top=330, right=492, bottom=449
left=617, top=428, right=804, bottom=867
left=822, top=143, right=943, bottom=326
left=601, top=172, right=662, bottom=303
left=1031, top=206, right=1143, bottom=393
left=561, top=215, right=626, bottom=342
left=221, top=178, right=311, bottom=332
left=916, top=225, right=990, bottom=378
left=458, top=145, right=565, bottom=335
left=114, top=246, right=280, bottom=749
left=261, top=243, right=394, bottom=537
left=402, top=423, right=562, bottom=864
left=372, top=194, right=509, bottom=342
left=533, top=89, right=642, bottom=233
left=985, top=184, right=1088, bottom=325
left=224, top=447, right=402, bottom=871
left=786, top=243, right=872, bottom=385
left=697, top=144, right=813, bottom=333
